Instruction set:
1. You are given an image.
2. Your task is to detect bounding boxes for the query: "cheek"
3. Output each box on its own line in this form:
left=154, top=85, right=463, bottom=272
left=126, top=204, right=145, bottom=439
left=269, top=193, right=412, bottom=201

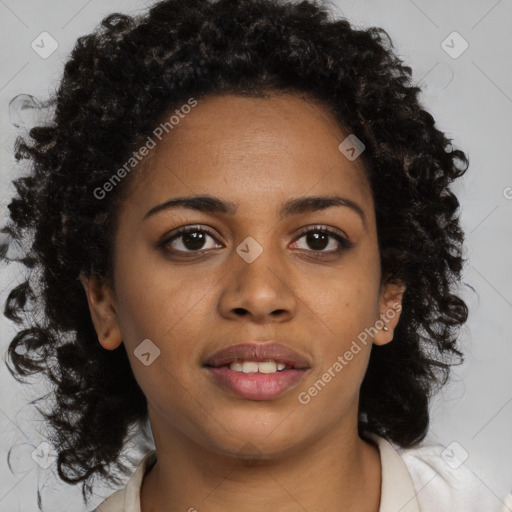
left=111, top=266, right=208, bottom=407
left=295, top=253, right=380, bottom=392
left=112, top=256, right=221, bottom=382
left=293, top=300, right=374, bottom=425
left=113, top=246, right=201, bottom=340
left=303, top=267, right=381, bottom=342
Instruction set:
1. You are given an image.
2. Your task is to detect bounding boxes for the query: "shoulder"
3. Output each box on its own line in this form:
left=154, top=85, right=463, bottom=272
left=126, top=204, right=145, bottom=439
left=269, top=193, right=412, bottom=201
left=393, top=437, right=503, bottom=512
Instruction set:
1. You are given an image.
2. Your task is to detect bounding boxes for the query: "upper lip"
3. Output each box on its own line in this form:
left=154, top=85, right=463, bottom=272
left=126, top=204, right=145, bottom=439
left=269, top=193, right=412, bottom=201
left=203, top=342, right=311, bottom=369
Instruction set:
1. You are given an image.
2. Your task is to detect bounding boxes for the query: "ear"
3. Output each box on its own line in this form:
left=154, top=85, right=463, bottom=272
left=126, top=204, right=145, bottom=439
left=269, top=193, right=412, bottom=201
left=373, top=279, right=406, bottom=346
left=79, top=272, right=123, bottom=350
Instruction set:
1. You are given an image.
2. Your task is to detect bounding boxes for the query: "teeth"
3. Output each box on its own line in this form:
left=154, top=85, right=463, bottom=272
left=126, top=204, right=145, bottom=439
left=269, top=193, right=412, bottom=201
left=228, top=360, right=288, bottom=373
left=230, top=361, right=244, bottom=372
left=256, top=361, right=276, bottom=374
left=242, top=361, right=259, bottom=373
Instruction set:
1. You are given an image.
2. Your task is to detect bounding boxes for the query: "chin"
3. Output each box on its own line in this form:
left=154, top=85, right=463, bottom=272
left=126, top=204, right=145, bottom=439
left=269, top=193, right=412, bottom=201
left=204, top=420, right=311, bottom=461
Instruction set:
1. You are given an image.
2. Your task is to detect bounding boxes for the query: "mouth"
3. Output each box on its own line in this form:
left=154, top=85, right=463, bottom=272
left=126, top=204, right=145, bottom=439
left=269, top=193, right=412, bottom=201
left=203, top=342, right=311, bottom=400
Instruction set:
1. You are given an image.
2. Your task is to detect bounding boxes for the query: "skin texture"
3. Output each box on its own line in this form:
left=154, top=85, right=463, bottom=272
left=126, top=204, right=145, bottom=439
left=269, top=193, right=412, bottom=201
left=80, top=92, right=406, bottom=512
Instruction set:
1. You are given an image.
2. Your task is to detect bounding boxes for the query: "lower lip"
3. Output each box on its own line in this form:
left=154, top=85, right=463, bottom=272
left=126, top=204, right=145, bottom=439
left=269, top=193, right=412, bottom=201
left=204, top=366, right=309, bottom=400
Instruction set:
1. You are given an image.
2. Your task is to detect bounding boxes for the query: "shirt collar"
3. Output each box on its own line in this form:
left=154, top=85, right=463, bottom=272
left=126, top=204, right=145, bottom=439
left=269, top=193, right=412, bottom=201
left=364, top=432, right=421, bottom=512
left=100, top=434, right=420, bottom=512
left=124, top=450, right=156, bottom=512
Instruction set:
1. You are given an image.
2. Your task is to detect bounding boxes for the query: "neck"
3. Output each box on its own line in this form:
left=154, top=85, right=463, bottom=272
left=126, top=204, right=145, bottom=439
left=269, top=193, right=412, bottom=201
left=140, top=409, right=381, bottom=512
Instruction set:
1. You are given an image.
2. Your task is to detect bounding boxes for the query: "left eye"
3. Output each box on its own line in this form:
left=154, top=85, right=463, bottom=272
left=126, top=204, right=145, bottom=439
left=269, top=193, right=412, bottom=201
left=292, top=227, right=352, bottom=254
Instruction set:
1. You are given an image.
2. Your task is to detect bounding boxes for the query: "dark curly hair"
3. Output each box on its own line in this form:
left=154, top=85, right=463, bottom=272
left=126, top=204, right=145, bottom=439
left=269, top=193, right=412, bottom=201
left=1, top=0, right=470, bottom=506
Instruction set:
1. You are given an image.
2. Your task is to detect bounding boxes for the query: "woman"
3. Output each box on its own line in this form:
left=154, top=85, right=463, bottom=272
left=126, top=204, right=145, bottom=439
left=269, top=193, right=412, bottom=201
left=1, top=0, right=503, bottom=510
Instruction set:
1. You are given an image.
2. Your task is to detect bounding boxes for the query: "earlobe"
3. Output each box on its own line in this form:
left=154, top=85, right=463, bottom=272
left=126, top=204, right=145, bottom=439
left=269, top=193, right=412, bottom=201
left=79, top=272, right=123, bottom=350
left=373, top=280, right=406, bottom=346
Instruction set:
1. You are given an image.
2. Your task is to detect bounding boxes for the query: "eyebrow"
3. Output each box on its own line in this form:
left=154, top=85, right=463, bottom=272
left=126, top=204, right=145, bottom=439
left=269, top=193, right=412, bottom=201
left=143, top=194, right=366, bottom=228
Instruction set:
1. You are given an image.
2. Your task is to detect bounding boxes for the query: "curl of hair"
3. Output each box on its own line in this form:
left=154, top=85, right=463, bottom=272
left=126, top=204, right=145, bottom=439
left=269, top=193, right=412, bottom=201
left=1, top=0, right=469, bottom=504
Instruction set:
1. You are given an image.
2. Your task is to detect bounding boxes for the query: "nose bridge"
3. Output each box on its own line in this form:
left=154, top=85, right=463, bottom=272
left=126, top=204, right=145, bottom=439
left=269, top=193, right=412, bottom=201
left=231, top=212, right=281, bottom=272
left=235, top=232, right=285, bottom=291
left=219, top=231, right=296, bottom=320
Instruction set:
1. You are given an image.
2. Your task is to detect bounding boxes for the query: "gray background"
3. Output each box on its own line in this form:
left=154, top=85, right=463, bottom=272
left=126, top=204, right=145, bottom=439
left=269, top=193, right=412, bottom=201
left=0, top=0, right=511, bottom=510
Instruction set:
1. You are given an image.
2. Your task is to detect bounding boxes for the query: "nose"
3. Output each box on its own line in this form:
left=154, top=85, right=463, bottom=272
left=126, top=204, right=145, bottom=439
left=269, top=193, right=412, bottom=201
left=218, top=244, right=297, bottom=324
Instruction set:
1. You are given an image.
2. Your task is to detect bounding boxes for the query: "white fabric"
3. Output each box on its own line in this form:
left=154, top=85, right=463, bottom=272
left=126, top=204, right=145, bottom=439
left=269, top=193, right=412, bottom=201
left=390, top=436, right=503, bottom=511
left=92, top=434, right=503, bottom=512
left=501, top=492, right=512, bottom=512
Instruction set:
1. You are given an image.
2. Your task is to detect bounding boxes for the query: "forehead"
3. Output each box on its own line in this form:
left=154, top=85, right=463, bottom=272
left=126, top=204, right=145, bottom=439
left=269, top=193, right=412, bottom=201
left=120, top=92, right=373, bottom=219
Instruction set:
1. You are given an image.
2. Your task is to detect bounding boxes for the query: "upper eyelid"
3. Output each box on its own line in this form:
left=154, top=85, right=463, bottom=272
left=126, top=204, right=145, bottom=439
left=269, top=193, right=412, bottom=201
left=295, top=224, right=348, bottom=239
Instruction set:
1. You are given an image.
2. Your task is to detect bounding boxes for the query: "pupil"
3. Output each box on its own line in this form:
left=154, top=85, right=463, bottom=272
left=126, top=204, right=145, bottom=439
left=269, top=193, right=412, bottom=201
left=307, top=232, right=328, bottom=250
left=184, top=232, right=205, bottom=250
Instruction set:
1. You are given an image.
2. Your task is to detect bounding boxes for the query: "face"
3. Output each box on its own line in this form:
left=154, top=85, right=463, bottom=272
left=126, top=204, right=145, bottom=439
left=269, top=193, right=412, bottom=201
left=81, top=92, right=405, bottom=460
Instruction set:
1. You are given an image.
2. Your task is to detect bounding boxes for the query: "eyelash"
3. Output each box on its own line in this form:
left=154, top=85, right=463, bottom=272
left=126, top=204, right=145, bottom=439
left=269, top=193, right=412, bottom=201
left=160, top=224, right=353, bottom=258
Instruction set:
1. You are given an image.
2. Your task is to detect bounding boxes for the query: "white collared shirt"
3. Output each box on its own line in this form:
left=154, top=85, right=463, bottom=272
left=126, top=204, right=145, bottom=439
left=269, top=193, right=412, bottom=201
left=92, top=434, right=503, bottom=512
